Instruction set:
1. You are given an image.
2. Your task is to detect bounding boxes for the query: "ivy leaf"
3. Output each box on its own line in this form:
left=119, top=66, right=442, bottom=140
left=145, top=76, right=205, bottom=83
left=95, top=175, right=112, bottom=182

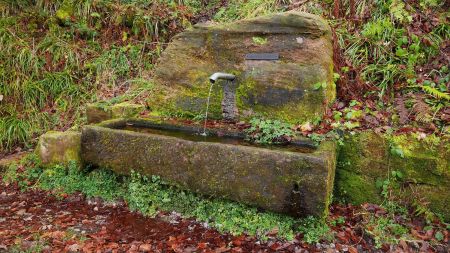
left=396, top=48, right=408, bottom=57
left=333, top=73, right=340, bottom=82
left=375, top=178, right=384, bottom=189
left=391, top=170, right=403, bottom=179
left=391, top=147, right=404, bottom=158
left=349, top=100, right=358, bottom=107
left=435, top=231, right=444, bottom=241
left=313, top=82, right=323, bottom=90
left=438, top=83, right=447, bottom=92
left=333, top=111, right=342, bottom=121
left=345, top=111, right=353, bottom=120
left=396, top=36, right=408, bottom=46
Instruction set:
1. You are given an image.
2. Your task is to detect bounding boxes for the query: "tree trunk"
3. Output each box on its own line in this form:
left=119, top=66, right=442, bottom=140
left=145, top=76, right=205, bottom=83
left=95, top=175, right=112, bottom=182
left=350, top=0, right=355, bottom=21
left=334, top=0, right=340, bottom=18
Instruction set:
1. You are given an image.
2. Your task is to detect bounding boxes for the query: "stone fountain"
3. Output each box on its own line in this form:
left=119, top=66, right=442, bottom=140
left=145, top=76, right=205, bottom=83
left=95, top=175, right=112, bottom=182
left=37, top=11, right=338, bottom=218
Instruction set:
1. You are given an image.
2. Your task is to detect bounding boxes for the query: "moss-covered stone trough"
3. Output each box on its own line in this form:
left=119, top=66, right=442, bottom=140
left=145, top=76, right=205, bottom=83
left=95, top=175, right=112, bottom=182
left=80, top=118, right=336, bottom=218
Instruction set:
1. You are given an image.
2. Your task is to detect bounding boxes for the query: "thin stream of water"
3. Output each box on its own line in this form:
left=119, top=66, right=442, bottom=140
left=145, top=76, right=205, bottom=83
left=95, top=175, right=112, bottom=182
left=202, top=81, right=220, bottom=136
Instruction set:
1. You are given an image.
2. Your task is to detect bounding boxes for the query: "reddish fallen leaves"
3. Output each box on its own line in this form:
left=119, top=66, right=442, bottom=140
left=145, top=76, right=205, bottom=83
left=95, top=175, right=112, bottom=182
left=0, top=183, right=449, bottom=252
left=0, top=183, right=308, bottom=252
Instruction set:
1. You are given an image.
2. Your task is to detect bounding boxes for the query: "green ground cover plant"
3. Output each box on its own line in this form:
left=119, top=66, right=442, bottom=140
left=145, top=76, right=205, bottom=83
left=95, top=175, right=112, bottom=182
left=4, top=155, right=447, bottom=247
left=3, top=155, right=335, bottom=242
left=329, top=0, right=448, bottom=131
left=244, top=118, right=294, bottom=144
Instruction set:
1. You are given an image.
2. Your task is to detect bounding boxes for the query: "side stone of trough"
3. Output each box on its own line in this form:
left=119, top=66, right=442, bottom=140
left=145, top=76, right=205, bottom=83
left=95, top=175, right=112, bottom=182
left=86, top=102, right=145, bottom=124
left=37, top=131, right=82, bottom=165
left=81, top=122, right=336, bottom=218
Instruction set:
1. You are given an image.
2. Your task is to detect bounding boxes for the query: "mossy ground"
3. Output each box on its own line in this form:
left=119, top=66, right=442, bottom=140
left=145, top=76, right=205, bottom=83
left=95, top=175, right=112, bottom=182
left=335, top=131, right=449, bottom=221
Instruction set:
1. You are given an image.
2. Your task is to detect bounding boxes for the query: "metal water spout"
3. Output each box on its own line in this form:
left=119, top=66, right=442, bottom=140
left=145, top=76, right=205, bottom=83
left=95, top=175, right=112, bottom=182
left=209, top=72, right=236, bottom=83
left=208, top=72, right=239, bottom=122
left=201, top=72, right=239, bottom=136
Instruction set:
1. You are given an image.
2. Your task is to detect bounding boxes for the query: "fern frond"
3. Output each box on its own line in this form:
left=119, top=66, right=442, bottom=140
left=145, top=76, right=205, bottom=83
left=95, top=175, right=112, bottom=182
left=421, top=86, right=450, bottom=101
left=413, top=97, right=433, bottom=123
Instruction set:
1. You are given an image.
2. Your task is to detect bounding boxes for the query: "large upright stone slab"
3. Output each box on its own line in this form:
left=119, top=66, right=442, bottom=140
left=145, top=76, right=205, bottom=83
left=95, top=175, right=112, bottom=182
left=151, top=11, right=334, bottom=123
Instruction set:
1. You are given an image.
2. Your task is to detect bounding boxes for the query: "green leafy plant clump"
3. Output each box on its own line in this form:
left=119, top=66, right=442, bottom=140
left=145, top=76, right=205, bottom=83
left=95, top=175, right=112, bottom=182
left=328, top=0, right=449, bottom=131
left=298, top=216, right=334, bottom=244
left=245, top=118, right=294, bottom=144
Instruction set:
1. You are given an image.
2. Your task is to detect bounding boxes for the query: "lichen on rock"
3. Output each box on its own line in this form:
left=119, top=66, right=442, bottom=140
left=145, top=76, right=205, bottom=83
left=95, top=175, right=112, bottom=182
left=111, top=102, right=145, bottom=119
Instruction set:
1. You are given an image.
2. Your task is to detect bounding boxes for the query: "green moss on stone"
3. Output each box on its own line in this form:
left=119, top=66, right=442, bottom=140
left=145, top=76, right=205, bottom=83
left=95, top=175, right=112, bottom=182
left=335, top=131, right=450, bottom=221
left=86, top=102, right=144, bottom=124
left=334, top=169, right=382, bottom=204
left=86, top=103, right=112, bottom=124
left=37, top=131, right=81, bottom=166
left=151, top=11, right=334, bottom=123
left=111, top=102, right=145, bottom=119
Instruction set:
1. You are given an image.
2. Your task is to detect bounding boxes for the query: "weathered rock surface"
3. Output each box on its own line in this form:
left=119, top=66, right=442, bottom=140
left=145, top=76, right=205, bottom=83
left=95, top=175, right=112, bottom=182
left=86, top=103, right=111, bottom=124
left=86, top=102, right=144, bottom=124
left=81, top=119, right=336, bottom=217
left=335, top=132, right=450, bottom=221
left=151, top=11, right=334, bottom=123
left=37, top=131, right=81, bottom=165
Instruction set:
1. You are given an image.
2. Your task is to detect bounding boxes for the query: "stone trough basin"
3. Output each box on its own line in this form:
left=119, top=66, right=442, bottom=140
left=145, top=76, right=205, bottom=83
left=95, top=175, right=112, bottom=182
left=81, top=118, right=336, bottom=217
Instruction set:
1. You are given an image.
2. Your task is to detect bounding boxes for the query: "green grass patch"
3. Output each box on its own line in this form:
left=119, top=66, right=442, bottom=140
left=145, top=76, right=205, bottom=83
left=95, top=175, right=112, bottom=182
left=0, top=0, right=199, bottom=153
left=213, top=0, right=289, bottom=22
